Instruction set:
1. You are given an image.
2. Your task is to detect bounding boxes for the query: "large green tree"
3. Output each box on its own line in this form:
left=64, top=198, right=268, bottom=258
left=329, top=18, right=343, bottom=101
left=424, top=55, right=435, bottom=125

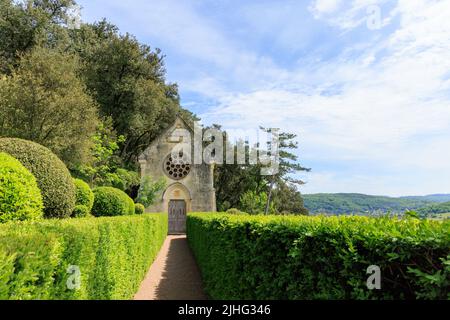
left=68, top=20, right=184, bottom=165
left=0, top=46, right=99, bottom=167
left=0, top=0, right=76, bottom=74
left=214, top=129, right=310, bottom=214
left=1, top=1, right=191, bottom=169
left=263, top=130, right=311, bottom=214
left=272, top=182, right=309, bottom=215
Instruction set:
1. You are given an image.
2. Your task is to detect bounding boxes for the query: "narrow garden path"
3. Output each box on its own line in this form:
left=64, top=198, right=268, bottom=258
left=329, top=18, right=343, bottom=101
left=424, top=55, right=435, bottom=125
left=134, top=235, right=207, bottom=300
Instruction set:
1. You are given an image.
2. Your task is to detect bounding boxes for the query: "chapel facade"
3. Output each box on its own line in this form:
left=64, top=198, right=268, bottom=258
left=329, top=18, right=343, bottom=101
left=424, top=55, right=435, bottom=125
left=138, top=116, right=216, bottom=234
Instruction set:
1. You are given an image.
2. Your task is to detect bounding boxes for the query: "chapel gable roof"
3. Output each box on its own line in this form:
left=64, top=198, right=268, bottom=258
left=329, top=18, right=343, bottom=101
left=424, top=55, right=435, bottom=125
left=138, top=114, right=195, bottom=161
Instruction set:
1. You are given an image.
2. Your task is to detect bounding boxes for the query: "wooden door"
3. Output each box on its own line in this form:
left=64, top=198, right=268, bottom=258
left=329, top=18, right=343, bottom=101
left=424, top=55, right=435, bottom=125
left=168, top=200, right=186, bottom=234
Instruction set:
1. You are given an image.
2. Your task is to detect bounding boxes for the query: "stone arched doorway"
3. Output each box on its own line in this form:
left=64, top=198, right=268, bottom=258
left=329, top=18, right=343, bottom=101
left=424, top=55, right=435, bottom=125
left=162, top=183, right=191, bottom=234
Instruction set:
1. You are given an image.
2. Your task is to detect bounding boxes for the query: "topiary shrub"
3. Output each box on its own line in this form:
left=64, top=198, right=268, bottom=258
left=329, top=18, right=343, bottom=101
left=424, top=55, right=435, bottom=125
left=127, top=196, right=135, bottom=215
left=73, top=179, right=94, bottom=212
left=135, top=203, right=145, bottom=215
left=0, top=138, right=76, bottom=218
left=0, top=153, right=44, bottom=223
left=92, top=187, right=134, bottom=217
left=72, top=205, right=90, bottom=218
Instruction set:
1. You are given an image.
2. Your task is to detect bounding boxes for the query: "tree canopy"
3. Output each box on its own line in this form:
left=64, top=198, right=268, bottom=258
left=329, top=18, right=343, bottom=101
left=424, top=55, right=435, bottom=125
left=214, top=128, right=310, bottom=215
left=0, top=0, right=191, bottom=171
left=0, top=46, right=98, bottom=167
left=0, top=0, right=76, bottom=73
left=69, top=20, right=182, bottom=163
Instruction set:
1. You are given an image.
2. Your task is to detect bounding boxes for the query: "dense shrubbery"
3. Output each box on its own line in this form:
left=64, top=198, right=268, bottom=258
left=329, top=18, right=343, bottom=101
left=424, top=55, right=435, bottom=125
left=126, top=196, right=136, bottom=216
left=239, top=191, right=275, bottom=214
left=187, top=213, right=450, bottom=300
left=110, top=168, right=140, bottom=192
left=136, top=176, right=166, bottom=207
left=73, top=205, right=90, bottom=218
left=0, top=153, right=43, bottom=223
left=92, top=187, right=135, bottom=217
left=0, top=214, right=167, bottom=299
left=0, top=138, right=76, bottom=218
left=135, top=203, right=145, bottom=215
left=73, top=179, right=94, bottom=212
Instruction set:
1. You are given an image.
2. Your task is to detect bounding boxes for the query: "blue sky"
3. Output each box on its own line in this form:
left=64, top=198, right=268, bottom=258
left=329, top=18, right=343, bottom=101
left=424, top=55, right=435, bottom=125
left=77, top=0, right=450, bottom=196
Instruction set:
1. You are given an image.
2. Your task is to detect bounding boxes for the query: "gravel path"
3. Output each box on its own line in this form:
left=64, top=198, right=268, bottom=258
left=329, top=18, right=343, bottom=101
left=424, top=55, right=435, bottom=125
left=134, top=235, right=207, bottom=300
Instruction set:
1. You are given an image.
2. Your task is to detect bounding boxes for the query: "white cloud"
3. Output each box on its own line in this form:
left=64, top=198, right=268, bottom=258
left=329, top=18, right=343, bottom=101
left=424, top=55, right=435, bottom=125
left=201, top=0, right=450, bottom=195
left=309, top=0, right=395, bottom=30
left=78, top=0, right=450, bottom=195
left=310, top=0, right=342, bottom=15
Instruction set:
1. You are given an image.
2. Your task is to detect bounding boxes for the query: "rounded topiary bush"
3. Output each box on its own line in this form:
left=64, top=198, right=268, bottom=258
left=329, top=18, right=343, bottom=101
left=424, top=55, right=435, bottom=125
left=135, top=203, right=145, bottom=215
left=127, top=196, right=136, bottom=215
left=73, top=179, right=94, bottom=212
left=73, top=205, right=90, bottom=218
left=0, top=152, right=44, bottom=222
left=0, top=138, right=76, bottom=218
left=92, top=187, right=134, bottom=217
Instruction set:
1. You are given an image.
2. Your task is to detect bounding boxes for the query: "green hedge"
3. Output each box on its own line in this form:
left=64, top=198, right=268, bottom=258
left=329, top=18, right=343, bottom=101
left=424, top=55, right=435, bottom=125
left=187, top=214, right=450, bottom=300
left=126, top=195, right=136, bottom=216
left=135, top=203, right=145, bottom=215
left=0, top=153, right=43, bottom=223
left=0, top=213, right=167, bottom=299
left=92, top=187, right=134, bottom=217
left=72, top=205, right=90, bottom=218
left=73, top=179, right=94, bottom=212
left=0, top=138, right=76, bottom=218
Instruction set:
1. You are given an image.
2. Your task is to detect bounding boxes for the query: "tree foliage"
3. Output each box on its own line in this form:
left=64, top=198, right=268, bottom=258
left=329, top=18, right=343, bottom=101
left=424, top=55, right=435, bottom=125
left=68, top=20, right=184, bottom=163
left=136, top=176, right=166, bottom=208
left=214, top=128, right=310, bottom=215
left=71, top=120, right=138, bottom=195
left=0, top=0, right=191, bottom=171
left=239, top=190, right=275, bottom=215
left=0, top=0, right=76, bottom=73
left=0, top=46, right=99, bottom=167
left=263, top=130, right=310, bottom=214
left=215, top=161, right=265, bottom=211
left=272, top=183, right=309, bottom=215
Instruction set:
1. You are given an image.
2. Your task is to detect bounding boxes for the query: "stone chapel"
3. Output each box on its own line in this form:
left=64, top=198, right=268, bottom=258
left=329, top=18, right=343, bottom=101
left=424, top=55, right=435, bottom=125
left=138, top=115, right=216, bottom=234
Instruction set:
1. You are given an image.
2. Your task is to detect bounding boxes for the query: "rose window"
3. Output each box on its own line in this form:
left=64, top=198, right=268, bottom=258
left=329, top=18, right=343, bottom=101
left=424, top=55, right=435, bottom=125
left=164, top=152, right=191, bottom=180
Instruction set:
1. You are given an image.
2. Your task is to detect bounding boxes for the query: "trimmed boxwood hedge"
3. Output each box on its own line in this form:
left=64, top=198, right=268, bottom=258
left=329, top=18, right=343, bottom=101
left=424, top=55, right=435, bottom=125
left=187, top=214, right=450, bottom=300
left=73, top=205, right=90, bottom=218
left=92, top=187, right=135, bottom=217
left=0, top=138, right=76, bottom=218
left=135, top=203, right=145, bottom=215
left=73, top=179, right=94, bottom=212
left=126, top=195, right=136, bottom=216
left=0, top=153, right=43, bottom=223
left=0, top=213, right=167, bottom=299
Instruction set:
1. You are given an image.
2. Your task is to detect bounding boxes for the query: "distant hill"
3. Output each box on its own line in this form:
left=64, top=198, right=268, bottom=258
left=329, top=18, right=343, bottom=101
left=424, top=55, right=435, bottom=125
left=401, top=194, right=450, bottom=203
left=416, top=201, right=450, bottom=217
left=302, top=193, right=450, bottom=215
